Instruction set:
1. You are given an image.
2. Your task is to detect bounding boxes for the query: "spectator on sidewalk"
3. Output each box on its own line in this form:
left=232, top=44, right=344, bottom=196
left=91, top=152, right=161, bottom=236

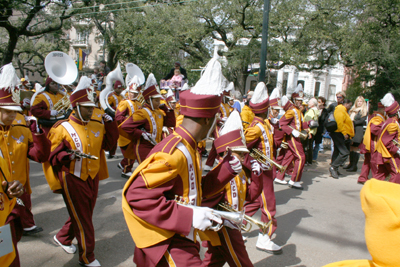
left=313, top=96, right=328, bottom=161
left=304, top=98, right=320, bottom=165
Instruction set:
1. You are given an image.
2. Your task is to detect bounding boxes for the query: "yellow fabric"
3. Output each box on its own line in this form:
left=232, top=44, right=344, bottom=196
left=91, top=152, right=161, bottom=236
left=225, top=170, right=247, bottom=211
left=107, top=92, right=124, bottom=109
left=132, top=108, right=166, bottom=143
left=334, top=105, right=355, bottom=137
left=12, top=113, right=27, bottom=126
left=0, top=125, right=34, bottom=194
left=220, top=103, right=231, bottom=118
left=176, top=114, right=184, bottom=127
left=47, top=117, right=107, bottom=181
left=42, top=161, right=61, bottom=191
left=324, top=179, right=400, bottom=267
left=245, top=119, right=274, bottom=158
left=32, top=91, right=64, bottom=109
left=117, top=100, right=139, bottom=147
left=241, top=105, right=254, bottom=130
left=90, top=107, right=105, bottom=123
left=363, top=115, right=385, bottom=151
left=284, top=108, right=305, bottom=131
left=375, top=122, right=399, bottom=158
left=0, top=156, right=16, bottom=266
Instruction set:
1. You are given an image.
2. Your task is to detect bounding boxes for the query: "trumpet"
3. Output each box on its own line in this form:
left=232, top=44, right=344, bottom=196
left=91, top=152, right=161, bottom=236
left=53, top=95, right=71, bottom=113
left=218, top=202, right=272, bottom=234
left=250, top=148, right=287, bottom=174
left=288, top=125, right=308, bottom=140
left=67, top=149, right=99, bottom=160
left=174, top=196, right=245, bottom=232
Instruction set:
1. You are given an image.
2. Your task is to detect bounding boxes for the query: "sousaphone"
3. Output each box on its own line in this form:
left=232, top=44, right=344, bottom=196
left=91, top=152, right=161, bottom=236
left=100, top=62, right=124, bottom=117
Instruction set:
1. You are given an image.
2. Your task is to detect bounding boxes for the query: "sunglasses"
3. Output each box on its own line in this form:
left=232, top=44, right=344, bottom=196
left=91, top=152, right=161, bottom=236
left=336, top=96, right=343, bottom=99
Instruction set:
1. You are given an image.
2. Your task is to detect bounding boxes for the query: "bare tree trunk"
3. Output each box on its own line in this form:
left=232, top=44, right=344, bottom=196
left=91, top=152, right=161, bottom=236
left=2, top=31, right=18, bottom=65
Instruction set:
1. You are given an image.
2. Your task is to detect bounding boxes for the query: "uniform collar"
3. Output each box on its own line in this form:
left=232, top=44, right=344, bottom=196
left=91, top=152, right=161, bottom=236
left=0, top=124, right=11, bottom=132
left=175, top=126, right=197, bottom=151
left=70, top=114, right=87, bottom=126
left=253, top=116, right=265, bottom=125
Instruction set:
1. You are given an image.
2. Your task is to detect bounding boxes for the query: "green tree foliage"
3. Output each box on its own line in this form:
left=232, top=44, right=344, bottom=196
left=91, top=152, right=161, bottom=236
left=0, top=0, right=74, bottom=76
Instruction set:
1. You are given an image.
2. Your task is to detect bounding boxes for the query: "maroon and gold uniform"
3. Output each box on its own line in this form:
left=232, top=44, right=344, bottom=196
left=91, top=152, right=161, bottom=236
left=275, top=102, right=308, bottom=183
left=358, top=111, right=385, bottom=183
left=122, top=126, right=237, bottom=266
left=47, top=80, right=119, bottom=266
left=119, top=103, right=175, bottom=163
left=115, top=98, right=142, bottom=174
left=0, top=156, right=17, bottom=267
left=31, top=90, right=65, bottom=135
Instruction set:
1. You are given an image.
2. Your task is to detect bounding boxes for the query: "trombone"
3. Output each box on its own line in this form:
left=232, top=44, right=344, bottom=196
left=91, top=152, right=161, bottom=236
left=288, top=125, right=308, bottom=140
left=250, top=148, right=287, bottom=174
left=53, top=95, right=71, bottom=114
left=393, top=139, right=400, bottom=147
left=218, top=202, right=272, bottom=234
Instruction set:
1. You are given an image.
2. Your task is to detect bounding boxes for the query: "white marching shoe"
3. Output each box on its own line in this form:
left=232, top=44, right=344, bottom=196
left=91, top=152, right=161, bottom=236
left=53, top=235, right=77, bottom=254
left=121, top=171, right=133, bottom=178
left=274, top=178, right=288, bottom=185
left=288, top=180, right=303, bottom=190
left=79, top=259, right=101, bottom=267
left=256, top=233, right=282, bottom=254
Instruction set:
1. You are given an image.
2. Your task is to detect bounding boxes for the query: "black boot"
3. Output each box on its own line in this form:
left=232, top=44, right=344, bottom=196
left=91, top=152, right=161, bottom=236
left=343, top=152, right=354, bottom=169
left=347, top=152, right=359, bottom=172
left=329, top=167, right=339, bottom=179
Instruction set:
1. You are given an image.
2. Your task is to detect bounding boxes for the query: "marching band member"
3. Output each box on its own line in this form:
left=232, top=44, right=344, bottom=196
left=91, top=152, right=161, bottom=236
left=358, top=102, right=386, bottom=184
left=119, top=73, right=175, bottom=164
left=220, top=82, right=233, bottom=120
left=374, top=93, right=400, bottom=183
left=116, top=76, right=142, bottom=178
left=30, top=77, right=65, bottom=135
left=202, top=110, right=262, bottom=267
left=47, top=77, right=118, bottom=267
left=122, top=58, right=242, bottom=266
left=0, top=65, right=50, bottom=240
left=107, top=80, right=124, bottom=110
left=241, top=91, right=255, bottom=130
left=0, top=159, right=24, bottom=267
left=274, top=86, right=310, bottom=189
left=242, top=82, right=282, bottom=254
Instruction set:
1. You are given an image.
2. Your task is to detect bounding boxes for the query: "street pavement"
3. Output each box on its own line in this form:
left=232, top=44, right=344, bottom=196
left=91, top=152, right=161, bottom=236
left=19, top=147, right=371, bottom=267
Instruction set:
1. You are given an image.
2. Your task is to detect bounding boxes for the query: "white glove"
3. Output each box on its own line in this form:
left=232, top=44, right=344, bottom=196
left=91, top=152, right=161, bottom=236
left=229, top=156, right=242, bottom=174
left=192, top=206, right=222, bottom=231
left=397, top=148, right=400, bottom=156
left=292, top=129, right=300, bottom=138
left=142, top=132, right=152, bottom=142
left=221, top=117, right=228, bottom=122
left=50, top=110, right=59, bottom=117
left=270, top=118, right=279, bottom=124
left=162, top=126, right=169, bottom=134
left=223, top=219, right=239, bottom=230
left=250, top=160, right=261, bottom=175
left=22, top=98, right=31, bottom=108
left=103, top=114, right=113, bottom=122
left=260, top=162, right=271, bottom=171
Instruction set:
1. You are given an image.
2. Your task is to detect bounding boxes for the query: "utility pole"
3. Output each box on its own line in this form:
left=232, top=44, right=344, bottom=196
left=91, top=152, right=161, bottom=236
left=258, top=0, right=271, bottom=83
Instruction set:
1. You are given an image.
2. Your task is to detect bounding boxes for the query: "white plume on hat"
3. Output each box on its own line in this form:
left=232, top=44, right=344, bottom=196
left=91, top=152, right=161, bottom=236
left=191, top=57, right=224, bottom=96
left=219, top=110, right=248, bottom=152
left=181, top=83, right=190, bottom=91
left=281, top=95, right=290, bottom=107
left=145, top=73, right=157, bottom=89
left=166, top=89, right=176, bottom=102
left=0, top=63, right=20, bottom=91
left=35, top=83, right=44, bottom=92
left=250, top=82, right=269, bottom=104
left=225, top=82, right=234, bottom=92
left=381, top=93, right=395, bottom=107
left=294, top=83, right=303, bottom=94
left=73, top=76, right=92, bottom=95
left=270, top=87, right=281, bottom=100
left=129, top=75, right=140, bottom=86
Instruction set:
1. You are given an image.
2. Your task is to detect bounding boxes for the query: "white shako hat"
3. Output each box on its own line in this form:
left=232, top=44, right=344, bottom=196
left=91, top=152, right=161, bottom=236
left=180, top=57, right=224, bottom=118
left=0, top=63, right=22, bottom=111
left=249, top=82, right=269, bottom=114
left=214, top=109, right=249, bottom=153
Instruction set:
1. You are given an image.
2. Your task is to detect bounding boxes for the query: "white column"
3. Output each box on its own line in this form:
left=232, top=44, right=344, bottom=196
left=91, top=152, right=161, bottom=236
left=277, top=69, right=284, bottom=89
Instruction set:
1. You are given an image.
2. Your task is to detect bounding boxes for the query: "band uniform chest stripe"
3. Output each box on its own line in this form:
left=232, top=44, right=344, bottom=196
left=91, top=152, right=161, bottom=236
left=215, top=136, right=242, bottom=150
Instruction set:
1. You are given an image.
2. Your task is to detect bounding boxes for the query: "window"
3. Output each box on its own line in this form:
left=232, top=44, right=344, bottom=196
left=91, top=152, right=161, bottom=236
left=77, top=31, right=89, bottom=44
left=328, top=84, right=336, bottom=102
left=314, top=82, right=321, bottom=97
left=297, top=80, right=305, bottom=89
